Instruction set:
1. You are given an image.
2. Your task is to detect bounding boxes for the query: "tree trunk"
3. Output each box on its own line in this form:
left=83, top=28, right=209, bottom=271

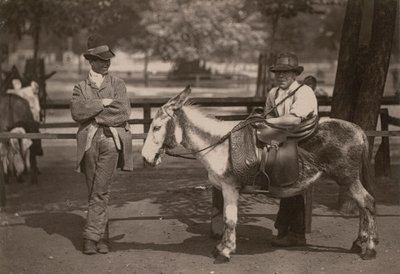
left=78, top=56, right=82, bottom=75
left=255, top=14, right=280, bottom=97
left=330, top=0, right=364, bottom=120
left=0, top=63, right=3, bottom=91
left=143, top=50, right=149, bottom=87
left=32, top=22, right=41, bottom=80
left=329, top=0, right=359, bottom=213
left=332, top=0, right=397, bottom=212
left=0, top=157, right=6, bottom=207
left=352, top=0, right=398, bottom=133
left=255, top=53, right=267, bottom=97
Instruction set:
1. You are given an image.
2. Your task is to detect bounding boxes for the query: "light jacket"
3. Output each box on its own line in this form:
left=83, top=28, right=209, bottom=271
left=70, top=74, right=133, bottom=172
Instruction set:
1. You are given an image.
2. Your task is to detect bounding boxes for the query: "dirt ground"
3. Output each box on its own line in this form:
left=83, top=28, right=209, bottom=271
left=0, top=143, right=399, bottom=274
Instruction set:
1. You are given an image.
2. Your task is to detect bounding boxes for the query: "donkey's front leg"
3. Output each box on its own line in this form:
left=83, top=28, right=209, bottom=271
left=214, top=185, right=239, bottom=264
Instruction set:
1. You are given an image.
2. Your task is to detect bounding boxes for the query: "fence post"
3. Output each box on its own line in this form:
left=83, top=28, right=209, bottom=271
left=142, top=105, right=151, bottom=167
left=0, top=162, right=5, bottom=208
left=195, top=74, right=200, bottom=88
left=375, top=108, right=391, bottom=177
left=143, top=105, right=151, bottom=133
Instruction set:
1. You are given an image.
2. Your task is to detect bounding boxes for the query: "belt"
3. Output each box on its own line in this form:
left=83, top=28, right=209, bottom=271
left=100, top=126, right=113, bottom=137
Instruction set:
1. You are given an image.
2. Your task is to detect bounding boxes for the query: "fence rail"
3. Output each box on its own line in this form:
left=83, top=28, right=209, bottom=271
left=45, top=95, right=400, bottom=109
left=1, top=95, right=400, bottom=230
left=0, top=95, right=399, bottom=140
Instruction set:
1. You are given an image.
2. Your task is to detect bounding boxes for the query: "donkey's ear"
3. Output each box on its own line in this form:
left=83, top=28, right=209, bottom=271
left=166, top=85, right=191, bottom=109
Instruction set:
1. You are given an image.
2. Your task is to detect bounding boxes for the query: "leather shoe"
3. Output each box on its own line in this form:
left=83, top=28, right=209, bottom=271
left=276, top=227, right=289, bottom=239
left=83, top=239, right=97, bottom=255
left=271, top=232, right=306, bottom=247
left=97, top=239, right=109, bottom=254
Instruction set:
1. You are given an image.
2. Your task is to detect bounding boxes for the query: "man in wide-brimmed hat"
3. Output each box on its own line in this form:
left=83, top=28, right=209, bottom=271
left=70, top=34, right=133, bottom=255
left=265, top=52, right=318, bottom=247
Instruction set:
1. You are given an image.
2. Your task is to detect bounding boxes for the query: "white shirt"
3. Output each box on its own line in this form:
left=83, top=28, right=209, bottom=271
left=265, top=81, right=318, bottom=120
left=89, top=69, right=105, bottom=88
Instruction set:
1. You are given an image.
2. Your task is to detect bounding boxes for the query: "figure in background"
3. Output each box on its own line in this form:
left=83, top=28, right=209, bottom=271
left=302, top=75, right=317, bottom=91
left=70, top=34, right=133, bottom=255
left=7, top=78, right=41, bottom=122
left=303, top=75, right=329, bottom=97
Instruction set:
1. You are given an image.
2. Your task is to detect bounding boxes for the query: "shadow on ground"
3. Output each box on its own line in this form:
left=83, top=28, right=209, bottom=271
left=4, top=147, right=399, bottom=261
left=22, top=211, right=350, bottom=258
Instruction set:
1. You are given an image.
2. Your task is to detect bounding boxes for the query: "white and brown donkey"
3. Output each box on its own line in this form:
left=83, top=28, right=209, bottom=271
left=141, top=87, right=378, bottom=263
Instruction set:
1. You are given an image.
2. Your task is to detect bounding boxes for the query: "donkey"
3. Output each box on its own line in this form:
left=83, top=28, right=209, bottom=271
left=141, top=86, right=378, bottom=263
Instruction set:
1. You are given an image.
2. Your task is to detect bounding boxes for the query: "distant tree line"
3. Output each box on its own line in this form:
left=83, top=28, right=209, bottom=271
left=0, top=0, right=349, bottom=79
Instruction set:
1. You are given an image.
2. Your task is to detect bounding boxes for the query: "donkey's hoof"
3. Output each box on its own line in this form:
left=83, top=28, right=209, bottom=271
left=350, top=242, right=362, bottom=254
left=361, top=249, right=376, bottom=260
left=211, top=248, right=219, bottom=258
left=213, top=254, right=230, bottom=264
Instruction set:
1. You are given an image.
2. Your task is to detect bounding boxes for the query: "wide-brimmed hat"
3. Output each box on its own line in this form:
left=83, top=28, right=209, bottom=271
left=269, top=52, right=304, bottom=75
left=83, top=34, right=115, bottom=61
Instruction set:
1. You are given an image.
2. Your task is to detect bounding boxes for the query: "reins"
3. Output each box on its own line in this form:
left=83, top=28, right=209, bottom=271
left=165, top=84, right=304, bottom=160
left=165, top=115, right=265, bottom=160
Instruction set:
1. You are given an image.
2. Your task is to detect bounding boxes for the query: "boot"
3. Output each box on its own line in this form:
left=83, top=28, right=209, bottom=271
left=271, top=231, right=306, bottom=247
left=83, top=239, right=97, bottom=255
left=97, top=223, right=109, bottom=254
left=276, top=226, right=289, bottom=239
left=97, top=238, right=109, bottom=254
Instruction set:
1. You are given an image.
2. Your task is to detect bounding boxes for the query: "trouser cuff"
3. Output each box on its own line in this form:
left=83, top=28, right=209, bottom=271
left=83, top=232, right=100, bottom=242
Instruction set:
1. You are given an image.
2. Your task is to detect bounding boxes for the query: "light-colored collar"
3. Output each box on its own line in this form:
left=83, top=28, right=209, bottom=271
left=280, top=80, right=299, bottom=92
left=89, top=69, right=105, bottom=88
left=89, top=69, right=105, bottom=79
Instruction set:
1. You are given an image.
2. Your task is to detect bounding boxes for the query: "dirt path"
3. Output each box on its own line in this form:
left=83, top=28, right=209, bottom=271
left=1, top=145, right=399, bottom=274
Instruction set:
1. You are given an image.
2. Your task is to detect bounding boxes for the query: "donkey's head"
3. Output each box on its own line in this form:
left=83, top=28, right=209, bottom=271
left=141, top=86, right=191, bottom=166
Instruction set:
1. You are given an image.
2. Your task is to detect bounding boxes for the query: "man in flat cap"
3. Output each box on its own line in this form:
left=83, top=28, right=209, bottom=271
left=265, top=52, right=318, bottom=247
left=70, top=34, right=133, bottom=255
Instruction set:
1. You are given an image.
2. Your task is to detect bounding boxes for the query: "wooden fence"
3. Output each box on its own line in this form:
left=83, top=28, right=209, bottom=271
left=1, top=95, right=400, bottom=232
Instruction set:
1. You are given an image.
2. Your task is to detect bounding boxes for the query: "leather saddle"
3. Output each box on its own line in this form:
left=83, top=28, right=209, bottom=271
left=252, top=115, right=319, bottom=190
left=256, top=115, right=319, bottom=144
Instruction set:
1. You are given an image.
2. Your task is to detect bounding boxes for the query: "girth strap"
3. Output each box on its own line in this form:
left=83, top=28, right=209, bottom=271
left=265, top=142, right=279, bottom=177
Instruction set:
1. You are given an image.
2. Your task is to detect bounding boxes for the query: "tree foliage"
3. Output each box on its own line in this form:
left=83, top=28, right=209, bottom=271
left=141, top=0, right=266, bottom=62
left=0, top=0, right=131, bottom=62
left=257, top=0, right=317, bottom=19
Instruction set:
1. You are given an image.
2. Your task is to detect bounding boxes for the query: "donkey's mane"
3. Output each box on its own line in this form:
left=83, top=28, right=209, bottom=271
left=181, top=105, right=236, bottom=137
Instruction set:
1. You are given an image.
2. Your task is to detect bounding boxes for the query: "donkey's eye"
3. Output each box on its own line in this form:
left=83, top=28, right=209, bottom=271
left=153, top=125, right=161, bottom=131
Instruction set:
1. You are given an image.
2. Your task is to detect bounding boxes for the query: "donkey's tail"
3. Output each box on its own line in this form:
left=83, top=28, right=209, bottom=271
left=361, top=134, right=375, bottom=197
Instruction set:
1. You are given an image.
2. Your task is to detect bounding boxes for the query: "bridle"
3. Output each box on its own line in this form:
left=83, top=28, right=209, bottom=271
left=160, top=85, right=305, bottom=160
left=160, top=108, right=265, bottom=160
left=160, top=105, right=234, bottom=160
left=164, top=117, right=266, bottom=159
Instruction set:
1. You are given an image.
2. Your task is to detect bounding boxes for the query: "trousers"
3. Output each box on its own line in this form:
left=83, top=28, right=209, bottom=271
left=274, top=194, right=305, bottom=235
left=82, top=129, right=119, bottom=241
